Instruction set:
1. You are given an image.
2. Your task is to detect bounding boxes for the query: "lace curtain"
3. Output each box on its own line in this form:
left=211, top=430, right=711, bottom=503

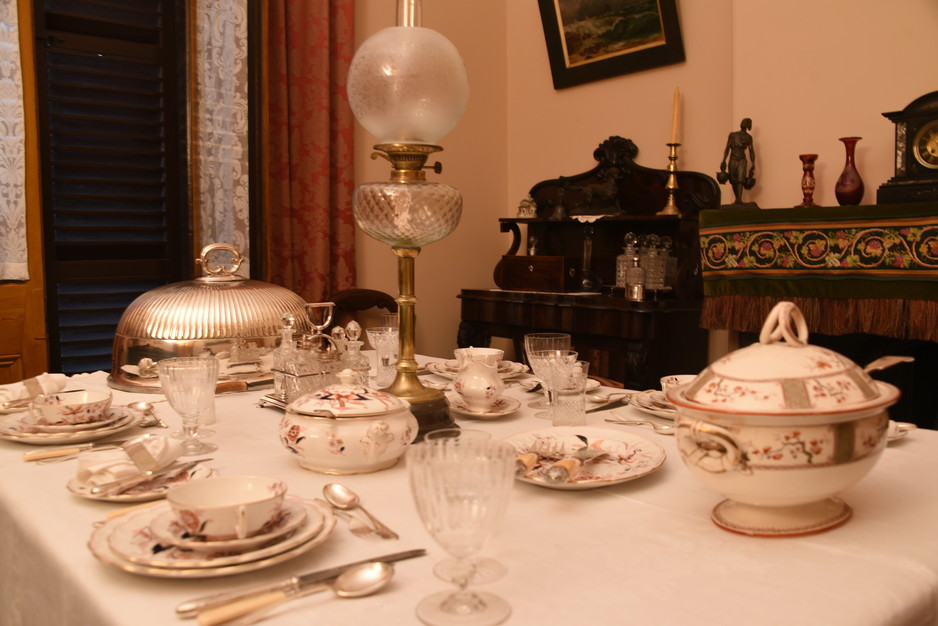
left=0, top=0, right=26, bottom=281
left=263, top=0, right=357, bottom=301
left=193, top=0, right=250, bottom=273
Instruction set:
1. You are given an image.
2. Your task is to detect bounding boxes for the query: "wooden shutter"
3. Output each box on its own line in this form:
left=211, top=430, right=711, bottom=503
left=33, top=0, right=189, bottom=374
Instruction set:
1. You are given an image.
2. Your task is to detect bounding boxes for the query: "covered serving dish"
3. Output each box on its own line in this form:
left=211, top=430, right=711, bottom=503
left=279, top=369, right=418, bottom=474
left=108, top=243, right=310, bottom=393
left=667, top=301, right=900, bottom=537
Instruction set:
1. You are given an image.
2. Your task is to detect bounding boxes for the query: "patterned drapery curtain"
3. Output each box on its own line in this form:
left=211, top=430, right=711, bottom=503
left=264, top=0, right=356, bottom=301
left=193, top=0, right=251, bottom=272
left=0, top=0, right=27, bottom=281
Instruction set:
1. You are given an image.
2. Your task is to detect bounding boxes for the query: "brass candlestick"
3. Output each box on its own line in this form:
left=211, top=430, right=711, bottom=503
left=657, top=142, right=681, bottom=216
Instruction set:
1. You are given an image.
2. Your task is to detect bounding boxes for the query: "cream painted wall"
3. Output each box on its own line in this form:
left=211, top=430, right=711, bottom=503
left=354, top=0, right=937, bottom=359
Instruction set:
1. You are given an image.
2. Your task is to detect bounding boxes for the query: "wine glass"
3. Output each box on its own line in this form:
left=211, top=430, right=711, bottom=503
left=527, top=349, right=578, bottom=419
left=157, top=357, right=220, bottom=455
left=408, top=433, right=515, bottom=625
left=523, top=333, right=571, bottom=410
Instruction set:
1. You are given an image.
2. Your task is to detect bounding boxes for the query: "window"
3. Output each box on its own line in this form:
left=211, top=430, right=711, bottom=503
left=33, top=0, right=189, bottom=374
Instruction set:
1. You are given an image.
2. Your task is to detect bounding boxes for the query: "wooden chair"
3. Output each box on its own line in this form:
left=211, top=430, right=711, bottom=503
left=327, top=288, right=398, bottom=331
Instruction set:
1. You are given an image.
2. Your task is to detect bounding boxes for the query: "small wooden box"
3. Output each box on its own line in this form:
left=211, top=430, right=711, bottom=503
left=493, top=255, right=578, bottom=292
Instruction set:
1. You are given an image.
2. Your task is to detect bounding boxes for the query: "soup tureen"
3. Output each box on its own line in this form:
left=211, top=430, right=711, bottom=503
left=667, top=302, right=900, bottom=537
left=279, top=370, right=418, bottom=474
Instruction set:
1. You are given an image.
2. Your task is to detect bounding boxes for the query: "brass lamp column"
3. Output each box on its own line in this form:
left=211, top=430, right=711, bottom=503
left=347, top=0, right=469, bottom=437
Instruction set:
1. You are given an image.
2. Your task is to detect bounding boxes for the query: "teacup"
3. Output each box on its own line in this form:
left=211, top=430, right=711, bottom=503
left=167, top=475, right=288, bottom=540
left=454, top=347, right=505, bottom=369
left=29, top=390, right=112, bottom=425
left=660, top=374, right=697, bottom=395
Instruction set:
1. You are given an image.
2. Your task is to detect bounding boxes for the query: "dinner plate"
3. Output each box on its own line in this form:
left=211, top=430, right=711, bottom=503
left=447, top=395, right=521, bottom=419
left=503, top=426, right=666, bottom=490
left=629, top=390, right=677, bottom=419
left=149, top=495, right=309, bottom=552
left=0, top=409, right=142, bottom=445
left=66, top=465, right=216, bottom=503
left=88, top=499, right=335, bottom=578
left=20, top=409, right=127, bottom=433
left=426, top=360, right=529, bottom=381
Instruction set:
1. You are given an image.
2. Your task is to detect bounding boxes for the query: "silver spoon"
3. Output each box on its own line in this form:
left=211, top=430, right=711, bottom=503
left=127, top=401, right=168, bottom=428
left=323, top=483, right=399, bottom=539
left=198, top=561, right=394, bottom=626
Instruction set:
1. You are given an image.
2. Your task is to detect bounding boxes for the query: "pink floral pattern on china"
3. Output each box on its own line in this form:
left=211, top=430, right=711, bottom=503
left=30, top=391, right=112, bottom=425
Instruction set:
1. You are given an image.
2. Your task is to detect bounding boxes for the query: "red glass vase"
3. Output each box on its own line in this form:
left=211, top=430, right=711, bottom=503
left=834, top=136, right=864, bottom=205
left=796, top=154, right=820, bottom=208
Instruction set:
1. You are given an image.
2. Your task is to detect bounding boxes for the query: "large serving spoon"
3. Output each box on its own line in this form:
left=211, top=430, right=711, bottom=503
left=323, top=483, right=399, bottom=540
left=197, top=561, right=394, bottom=626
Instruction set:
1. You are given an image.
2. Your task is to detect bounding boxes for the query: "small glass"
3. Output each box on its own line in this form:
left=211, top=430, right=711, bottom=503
left=365, top=326, right=399, bottom=388
left=549, top=360, right=590, bottom=427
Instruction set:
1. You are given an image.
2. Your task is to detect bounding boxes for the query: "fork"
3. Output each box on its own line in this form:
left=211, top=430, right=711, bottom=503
left=604, top=413, right=676, bottom=435
left=320, top=500, right=381, bottom=538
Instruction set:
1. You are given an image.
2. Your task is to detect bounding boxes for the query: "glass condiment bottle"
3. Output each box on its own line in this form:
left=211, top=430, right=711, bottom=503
left=341, top=321, right=371, bottom=384
left=626, top=256, right=645, bottom=301
left=615, top=233, right=638, bottom=289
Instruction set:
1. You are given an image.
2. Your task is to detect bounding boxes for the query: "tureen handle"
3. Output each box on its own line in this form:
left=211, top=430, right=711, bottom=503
left=758, top=301, right=809, bottom=347
left=196, top=243, right=245, bottom=277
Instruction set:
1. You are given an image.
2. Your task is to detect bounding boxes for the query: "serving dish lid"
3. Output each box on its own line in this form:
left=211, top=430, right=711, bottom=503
left=670, top=302, right=900, bottom=414
left=288, top=370, right=410, bottom=418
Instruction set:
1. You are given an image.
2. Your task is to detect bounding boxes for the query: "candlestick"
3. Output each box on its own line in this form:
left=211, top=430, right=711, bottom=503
left=670, top=88, right=680, bottom=144
left=657, top=142, right=681, bottom=216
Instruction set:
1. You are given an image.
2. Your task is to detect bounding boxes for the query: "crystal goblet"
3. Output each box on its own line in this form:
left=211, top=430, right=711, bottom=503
left=527, top=349, right=578, bottom=419
left=158, top=357, right=219, bottom=455
left=408, top=434, right=515, bottom=625
left=523, top=333, right=571, bottom=410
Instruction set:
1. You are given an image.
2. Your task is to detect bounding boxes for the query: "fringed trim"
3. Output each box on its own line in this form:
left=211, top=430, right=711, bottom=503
left=701, top=296, right=938, bottom=343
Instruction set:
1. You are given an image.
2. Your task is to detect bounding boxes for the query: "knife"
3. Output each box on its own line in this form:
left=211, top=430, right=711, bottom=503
left=88, top=458, right=213, bottom=496
left=22, top=437, right=137, bottom=462
left=175, top=548, right=427, bottom=619
left=585, top=395, right=631, bottom=413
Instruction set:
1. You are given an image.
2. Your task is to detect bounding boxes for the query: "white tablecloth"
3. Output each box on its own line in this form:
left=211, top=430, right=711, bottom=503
left=1, top=369, right=937, bottom=626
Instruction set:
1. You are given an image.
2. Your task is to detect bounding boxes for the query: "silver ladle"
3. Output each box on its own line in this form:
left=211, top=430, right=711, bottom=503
left=322, top=483, right=399, bottom=539
left=197, top=562, right=394, bottom=626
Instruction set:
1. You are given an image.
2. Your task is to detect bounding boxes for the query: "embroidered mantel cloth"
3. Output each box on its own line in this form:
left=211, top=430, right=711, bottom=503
left=698, top=202, right=938, bottom=341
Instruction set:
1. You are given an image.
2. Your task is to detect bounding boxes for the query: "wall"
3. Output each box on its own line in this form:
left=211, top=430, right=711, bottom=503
left=355, top=0, right=938, bottom=360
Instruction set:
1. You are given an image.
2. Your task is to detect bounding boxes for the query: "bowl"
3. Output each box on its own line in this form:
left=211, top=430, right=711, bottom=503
left=167, top=475, right=287, bottom=540
left=667, top=302, right=899, bottom=537
left=28, top=390, right=112, bottom=425
left=279, top=369, right=418, bottom=474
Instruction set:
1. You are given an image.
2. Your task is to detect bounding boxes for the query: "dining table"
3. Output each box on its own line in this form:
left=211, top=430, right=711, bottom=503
left=1, top=358, right=937, bottom=626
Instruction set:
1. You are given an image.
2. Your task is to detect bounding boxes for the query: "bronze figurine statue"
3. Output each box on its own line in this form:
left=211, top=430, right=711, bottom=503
left=717, top=118, right=758, bottom=207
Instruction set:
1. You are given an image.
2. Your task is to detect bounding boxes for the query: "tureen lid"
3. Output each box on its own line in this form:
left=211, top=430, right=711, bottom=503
left=671, top=302, right=900, bottom=414
left=287, top=370, right=410, bottom=417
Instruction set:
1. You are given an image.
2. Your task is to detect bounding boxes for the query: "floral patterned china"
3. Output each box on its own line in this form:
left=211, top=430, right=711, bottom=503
left=629, top=390, right=678, bottom=419
left=29, top=389, right=112, bottom=425
left=167, top=475, right=287, bottom=541
left=149, top=495, right=310, bottom=552
left=67, top=464, right=215, bottom=503
left=668, top=302, right=900, bottom=537
left=280, top=369, right=418, bottom=474
left=88, top=499, right=335, bottom=578
left=426, top=360, right=528, bottom=380
left=0, top=408, right=141, bottom=445
left=446, top=394, right=521, bottom=419
left=20, top=410, right=127, bottom=433
left=503, top=426, right=666, bottom=490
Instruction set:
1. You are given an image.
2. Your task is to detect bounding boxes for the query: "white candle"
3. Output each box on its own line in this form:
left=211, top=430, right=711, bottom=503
left=671, top=88, right=680, bottom=144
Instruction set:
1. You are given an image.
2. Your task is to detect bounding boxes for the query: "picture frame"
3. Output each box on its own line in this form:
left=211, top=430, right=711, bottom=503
left=537, top=0, right=685, bottom=90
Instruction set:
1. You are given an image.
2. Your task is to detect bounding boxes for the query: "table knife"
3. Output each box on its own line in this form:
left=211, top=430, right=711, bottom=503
left=585, top=396, right=630, bottom=413
left=175, top=548, right=426, bottom=619
left=22, top=437, right=136, bottom=462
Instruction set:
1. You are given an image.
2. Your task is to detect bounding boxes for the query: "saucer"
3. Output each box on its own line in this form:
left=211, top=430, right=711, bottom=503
left=67, top=465, right=216, bottom=503
left=149, top=495, right=308, bottom=552
left=21, top=409, right=126, bottom=433
left=93, top=499, right=333, bottom=575
left=503, top=426, right=666, bottom=490
left=447, top=395, right=521, bottom=419
left=427, top=360, right=528, bottom=381
left=0, top=408, right=141, bottom=445
left=629, top=390, right=677, bottom=419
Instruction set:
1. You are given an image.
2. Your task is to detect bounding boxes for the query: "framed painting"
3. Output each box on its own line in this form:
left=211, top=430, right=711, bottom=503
left=538, top=0, right=685, bottom=90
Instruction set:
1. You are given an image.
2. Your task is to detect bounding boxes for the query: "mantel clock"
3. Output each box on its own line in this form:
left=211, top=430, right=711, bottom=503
left=878, top=91, right=938, bottom=203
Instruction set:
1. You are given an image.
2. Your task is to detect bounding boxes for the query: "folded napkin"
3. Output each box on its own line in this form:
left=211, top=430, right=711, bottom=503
left=76, top=436, right=182, bottom=488
left=0, top=373, right=68, bottom=403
